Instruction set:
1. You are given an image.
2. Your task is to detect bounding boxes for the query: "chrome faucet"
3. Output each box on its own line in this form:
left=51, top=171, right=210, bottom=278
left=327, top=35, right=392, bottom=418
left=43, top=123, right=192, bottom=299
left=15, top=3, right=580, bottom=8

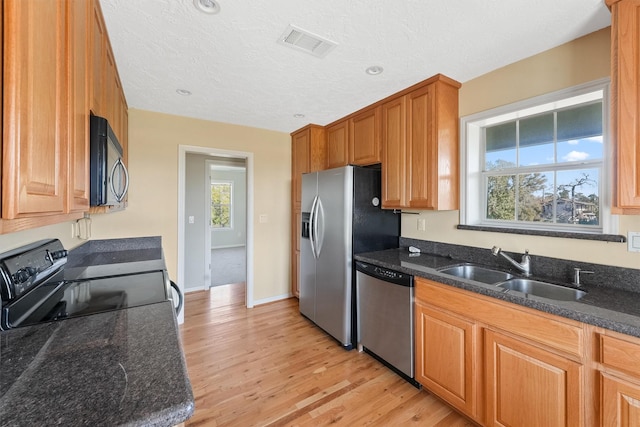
left=491, top=246, right=531, bottom=277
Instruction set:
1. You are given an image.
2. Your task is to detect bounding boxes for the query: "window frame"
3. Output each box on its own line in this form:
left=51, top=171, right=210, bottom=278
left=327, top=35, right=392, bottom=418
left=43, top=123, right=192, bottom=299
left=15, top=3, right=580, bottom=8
left=459, top=78, right=616, bottom=235
left=210, top=180, right=233, bottom=230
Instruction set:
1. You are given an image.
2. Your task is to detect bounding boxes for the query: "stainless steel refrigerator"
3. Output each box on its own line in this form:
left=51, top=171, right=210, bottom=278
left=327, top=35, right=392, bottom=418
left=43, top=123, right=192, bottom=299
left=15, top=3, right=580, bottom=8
left=299, top=165, right=399, bottom=349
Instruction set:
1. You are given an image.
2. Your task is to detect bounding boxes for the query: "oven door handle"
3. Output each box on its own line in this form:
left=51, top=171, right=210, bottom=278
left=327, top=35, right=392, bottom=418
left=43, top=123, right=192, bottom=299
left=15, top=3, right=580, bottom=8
left=170, top=281, right=183, bottom=316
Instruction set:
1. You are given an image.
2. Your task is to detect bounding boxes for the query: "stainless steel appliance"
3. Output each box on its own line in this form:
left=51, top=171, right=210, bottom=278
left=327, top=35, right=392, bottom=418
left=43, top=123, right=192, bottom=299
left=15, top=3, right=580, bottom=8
left=355, top=261, right=418, bottom=386
left=90, top=115, right=129, bottom=206
left=0, top=239, right=181, bottom=330
left=300, top=165, right=399, bottom=349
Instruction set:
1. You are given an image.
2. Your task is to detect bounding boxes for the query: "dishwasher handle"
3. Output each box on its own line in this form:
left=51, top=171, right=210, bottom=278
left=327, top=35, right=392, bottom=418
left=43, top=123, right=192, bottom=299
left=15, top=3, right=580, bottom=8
left=355, top=261, right=413, bottom=287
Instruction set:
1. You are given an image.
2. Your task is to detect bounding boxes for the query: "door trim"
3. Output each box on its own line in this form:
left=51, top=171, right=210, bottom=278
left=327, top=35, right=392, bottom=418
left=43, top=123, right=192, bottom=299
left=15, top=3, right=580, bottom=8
left=178, top=145, right=255, bottom=315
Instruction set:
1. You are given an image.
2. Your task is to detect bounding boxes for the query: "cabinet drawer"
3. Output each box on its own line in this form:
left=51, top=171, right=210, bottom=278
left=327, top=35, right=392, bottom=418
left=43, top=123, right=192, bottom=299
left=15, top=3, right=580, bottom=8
left=599, top=334, right=640, bottom=378
left=416, top=278, right=584, bottom=358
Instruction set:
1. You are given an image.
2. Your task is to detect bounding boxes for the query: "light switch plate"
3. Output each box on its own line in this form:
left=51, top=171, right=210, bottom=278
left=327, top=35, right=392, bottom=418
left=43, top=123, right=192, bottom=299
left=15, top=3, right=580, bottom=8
left=628, top=231, right=640, bottom=252
left=259, top=214, right=268, bottom=223
left=417, top=218, right=426, bottom=231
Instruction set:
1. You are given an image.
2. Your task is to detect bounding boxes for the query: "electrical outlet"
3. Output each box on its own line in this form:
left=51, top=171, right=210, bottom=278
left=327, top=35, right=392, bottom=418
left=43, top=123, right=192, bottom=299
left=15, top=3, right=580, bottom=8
left=417, top=218, right=426, bottom=231
left=628, top=231, right=640, bottom=252
left=188, top=216, right=195, bottom=224
left=259, top=214, right=268, bottom=223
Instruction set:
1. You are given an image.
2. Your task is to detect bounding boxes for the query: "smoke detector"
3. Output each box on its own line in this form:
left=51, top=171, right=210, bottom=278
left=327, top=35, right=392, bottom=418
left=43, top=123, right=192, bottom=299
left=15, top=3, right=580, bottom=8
left=277, top=25, right=337, bottom=58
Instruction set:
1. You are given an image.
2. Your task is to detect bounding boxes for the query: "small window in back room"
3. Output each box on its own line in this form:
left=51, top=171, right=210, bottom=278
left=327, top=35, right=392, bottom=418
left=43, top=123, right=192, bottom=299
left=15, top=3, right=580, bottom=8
left=211, top=181, right=233, bottom=229
left=460, top=79, right=614, bottom=235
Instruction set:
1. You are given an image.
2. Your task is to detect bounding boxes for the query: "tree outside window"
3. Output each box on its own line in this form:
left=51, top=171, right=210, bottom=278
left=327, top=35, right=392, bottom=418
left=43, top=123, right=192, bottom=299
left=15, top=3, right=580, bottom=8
left=211, top=181, right=232, bottom=229
left=482, top=99, right=603, bottom=229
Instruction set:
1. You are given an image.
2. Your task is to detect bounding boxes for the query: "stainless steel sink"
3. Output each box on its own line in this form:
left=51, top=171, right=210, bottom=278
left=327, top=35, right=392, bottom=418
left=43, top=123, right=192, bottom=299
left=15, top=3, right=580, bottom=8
left=438, top=264, right=514, bottom=284
left=496, top=278, right=586, bottom=301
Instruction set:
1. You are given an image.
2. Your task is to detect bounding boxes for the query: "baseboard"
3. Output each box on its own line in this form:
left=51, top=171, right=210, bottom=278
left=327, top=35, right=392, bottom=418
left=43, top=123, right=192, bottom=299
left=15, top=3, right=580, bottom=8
left=184, top=285, right=207, bottom=293
left=253, top=292, right=292, bottom=306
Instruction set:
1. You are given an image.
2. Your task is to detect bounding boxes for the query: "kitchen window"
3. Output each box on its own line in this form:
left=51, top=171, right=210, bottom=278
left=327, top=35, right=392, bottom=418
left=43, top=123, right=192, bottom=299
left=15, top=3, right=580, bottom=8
left=211, top=181, right=233, bottom=229
left=460, top=79, right=616, bottom=236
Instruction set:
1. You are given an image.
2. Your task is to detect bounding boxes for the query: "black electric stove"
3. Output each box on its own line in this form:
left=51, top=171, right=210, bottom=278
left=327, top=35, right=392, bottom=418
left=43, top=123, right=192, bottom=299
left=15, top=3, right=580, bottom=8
left=0, top=239, right=179, bottom=330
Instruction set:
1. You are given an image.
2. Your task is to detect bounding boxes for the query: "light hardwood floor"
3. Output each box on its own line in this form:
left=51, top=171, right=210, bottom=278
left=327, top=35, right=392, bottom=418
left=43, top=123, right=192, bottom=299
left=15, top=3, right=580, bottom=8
left=179, top=283, right=474, bottom=426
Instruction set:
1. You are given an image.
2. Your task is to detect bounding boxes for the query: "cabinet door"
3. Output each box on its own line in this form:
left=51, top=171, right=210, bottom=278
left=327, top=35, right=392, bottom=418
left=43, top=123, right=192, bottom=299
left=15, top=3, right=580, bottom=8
left=90, top=0, right=106, bottom=116
left=601, top=372, right=640, bottom=427
left=104, top=47, right=117, bottom=125
left=3, top=0, right=68, bottom=218
left=291, top=209, right=301, bottom=296
left=610, top=0, right=640, bottom=211
left=326, top=120, right=349, bottom=169
left=407, top=85, right=436, bottom=209
left=415, top=302, right=477, bottom=418
left=292, top=130, right=311, bottom=206
left=381, top=96, right=407, bottom=208
left=68, top=0, right=91, bottom=212
left=350, top=107, right=381, bottom=165
left=485, top=329, right=583, bottom=427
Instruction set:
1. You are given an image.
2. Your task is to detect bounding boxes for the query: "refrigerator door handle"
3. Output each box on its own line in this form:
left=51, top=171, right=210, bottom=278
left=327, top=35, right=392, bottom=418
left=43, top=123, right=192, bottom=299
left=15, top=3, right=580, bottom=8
left=315, top=198, right=324, bottom=257
left=309, top=195, right=319, bottom=259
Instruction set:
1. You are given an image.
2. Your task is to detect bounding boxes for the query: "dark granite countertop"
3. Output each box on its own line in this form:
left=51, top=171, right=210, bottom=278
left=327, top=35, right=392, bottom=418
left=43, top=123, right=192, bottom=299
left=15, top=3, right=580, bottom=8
left=0, top=237, right=194, bottom=426
left=356, top=248, right=640, bottom=339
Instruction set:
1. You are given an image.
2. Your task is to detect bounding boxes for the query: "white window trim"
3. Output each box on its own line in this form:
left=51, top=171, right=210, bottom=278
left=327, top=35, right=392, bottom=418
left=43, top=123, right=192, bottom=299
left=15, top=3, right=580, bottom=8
left=211, top=180, right=234, bottom=230
left=459, top=78, right=617, bottom=235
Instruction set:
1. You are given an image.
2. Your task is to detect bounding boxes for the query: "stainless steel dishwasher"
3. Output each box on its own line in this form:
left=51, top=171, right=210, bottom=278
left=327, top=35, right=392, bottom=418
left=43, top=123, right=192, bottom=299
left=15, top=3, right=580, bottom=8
left=355, top=261, right=418, bottom=387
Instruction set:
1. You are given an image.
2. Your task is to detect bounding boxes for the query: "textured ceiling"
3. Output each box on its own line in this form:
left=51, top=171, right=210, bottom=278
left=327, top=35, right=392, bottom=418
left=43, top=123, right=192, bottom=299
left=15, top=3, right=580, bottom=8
left=99, top=0, right=611, bottom=134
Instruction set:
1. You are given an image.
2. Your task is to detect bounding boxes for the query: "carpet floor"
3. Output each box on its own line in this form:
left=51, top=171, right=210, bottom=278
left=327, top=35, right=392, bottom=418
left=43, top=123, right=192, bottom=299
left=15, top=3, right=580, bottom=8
left=210, top=246, right=246, bottom=287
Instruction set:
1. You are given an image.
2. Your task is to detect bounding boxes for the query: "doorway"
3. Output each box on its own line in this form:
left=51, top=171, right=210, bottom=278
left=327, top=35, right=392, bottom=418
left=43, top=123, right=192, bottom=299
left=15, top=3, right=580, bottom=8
left=178, top=145, right=254, bottom=315
left=206, top=158, right=247, bottom=288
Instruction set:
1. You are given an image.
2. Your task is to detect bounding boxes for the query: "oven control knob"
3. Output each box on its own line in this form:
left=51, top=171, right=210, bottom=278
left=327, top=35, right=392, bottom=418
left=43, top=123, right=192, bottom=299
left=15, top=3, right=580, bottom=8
left=49, top=250, right=68, bottom=260
left=14, top=267, right=37, bottom=284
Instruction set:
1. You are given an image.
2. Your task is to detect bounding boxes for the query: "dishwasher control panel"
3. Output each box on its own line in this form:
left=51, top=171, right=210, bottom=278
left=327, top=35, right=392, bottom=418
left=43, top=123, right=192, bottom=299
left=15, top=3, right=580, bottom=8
left=355, top=261, right=413, bottom=287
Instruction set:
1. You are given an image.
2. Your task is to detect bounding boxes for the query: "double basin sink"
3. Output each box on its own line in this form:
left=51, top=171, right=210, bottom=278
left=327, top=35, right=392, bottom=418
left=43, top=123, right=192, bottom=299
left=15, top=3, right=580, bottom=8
left=437, top=264, right=586, bottom=301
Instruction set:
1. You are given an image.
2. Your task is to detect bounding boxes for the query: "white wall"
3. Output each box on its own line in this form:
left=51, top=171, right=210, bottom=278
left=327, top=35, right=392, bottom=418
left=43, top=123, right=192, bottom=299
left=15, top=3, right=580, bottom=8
left=402, top=28, right=640, bottom=270
left=89, top=109, right=291, bottom=303
left=184, top=153, right=208, bottom=290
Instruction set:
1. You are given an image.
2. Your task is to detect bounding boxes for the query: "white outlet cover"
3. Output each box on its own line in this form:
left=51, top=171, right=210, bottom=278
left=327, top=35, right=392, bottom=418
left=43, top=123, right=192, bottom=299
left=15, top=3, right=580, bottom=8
left=628, top=232, right=640, bottom=252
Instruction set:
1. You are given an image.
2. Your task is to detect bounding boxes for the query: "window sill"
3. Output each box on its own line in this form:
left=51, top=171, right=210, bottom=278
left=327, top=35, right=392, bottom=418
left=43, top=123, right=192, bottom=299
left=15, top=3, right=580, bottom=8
left=456, top=224, right=626, bottom=243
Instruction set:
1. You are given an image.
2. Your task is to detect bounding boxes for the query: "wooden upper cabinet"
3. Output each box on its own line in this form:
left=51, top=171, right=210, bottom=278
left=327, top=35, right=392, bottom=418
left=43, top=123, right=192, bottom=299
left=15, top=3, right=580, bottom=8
left=327, top=107, right=381, bottom=169
left=326, top=120, right=349, bottom=169
left=291, top=125, right=326, bottom=206
left=381, top=96, right=407, bottom=208
left=2, top=0, right=68, bottom=218
left=68, top=0, right=91, bottom=213
left=381, top=75, right=460, bottom=210
left=350, top=106, right=381, bottom=166
left=90, top=0, right=106, bottom=117
left=608, top=0, right=640, bottom=212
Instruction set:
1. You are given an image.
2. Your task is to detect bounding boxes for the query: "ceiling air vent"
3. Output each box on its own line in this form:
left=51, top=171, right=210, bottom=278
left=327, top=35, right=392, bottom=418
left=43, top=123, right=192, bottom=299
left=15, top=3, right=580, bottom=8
left=277, top=25, right=337, bottom=58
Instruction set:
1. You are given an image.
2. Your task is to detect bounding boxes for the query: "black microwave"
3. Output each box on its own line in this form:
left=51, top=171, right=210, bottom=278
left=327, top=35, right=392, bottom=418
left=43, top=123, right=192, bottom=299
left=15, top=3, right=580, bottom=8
left=90, top=115, right=129, bottom=206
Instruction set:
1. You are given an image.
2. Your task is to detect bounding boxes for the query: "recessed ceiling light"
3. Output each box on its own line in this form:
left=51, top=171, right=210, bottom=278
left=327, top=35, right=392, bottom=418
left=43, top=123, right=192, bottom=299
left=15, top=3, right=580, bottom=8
left=293, top=113, right=305, bottom=118
left=176, top=89, right=192, bottom=96
left=193, top=0, right=220, bottom=14
left=365, top=66, right=384, bottom=76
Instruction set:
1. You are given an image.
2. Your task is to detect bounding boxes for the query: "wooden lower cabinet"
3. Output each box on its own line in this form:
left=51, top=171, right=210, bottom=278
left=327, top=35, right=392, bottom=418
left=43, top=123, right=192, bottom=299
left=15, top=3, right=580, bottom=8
left=601, top=373, right=640, bottom=427
left=415, top=302, right=478, bottom=419
left=415, top=278, right=588, bottom=426
left=597, top=331, right=640, bottom=426
left=484, top=329, right=583, bottom=427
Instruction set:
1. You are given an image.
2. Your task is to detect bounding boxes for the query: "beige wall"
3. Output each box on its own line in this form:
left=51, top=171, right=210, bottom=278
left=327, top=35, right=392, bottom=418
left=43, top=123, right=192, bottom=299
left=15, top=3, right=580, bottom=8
left=89, top=110, right=291, bottom=302
left=403, top=27, right=640, bottom=268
